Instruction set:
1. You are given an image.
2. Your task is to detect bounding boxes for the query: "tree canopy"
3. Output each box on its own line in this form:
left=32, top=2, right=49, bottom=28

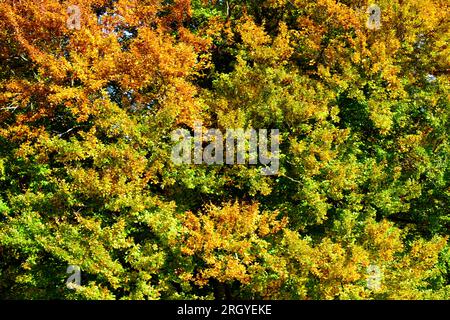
left=0, top=0, right=448, bottom=299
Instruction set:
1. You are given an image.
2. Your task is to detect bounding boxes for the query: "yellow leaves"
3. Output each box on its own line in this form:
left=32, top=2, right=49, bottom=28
left=35, top=214, right=132, bottom=291
left=398, top=133, right=423, bottom=153
left=126, top=243, right=166, bottom=274
left=317, top=64, right=332, bottom=78
left=271, top=22, right=295, bottom=63
left=310, top=239, right=345, bottom=274
left=364, top=219, right=403, bottom=262
left=48, top=86, right=84, bottom=103
left=180, top=201, right=288, bottom=287
left=281, top=229, right=373, bottom=299
left=258, top=211, right=287, bottom=237
left=409, top=236, right=447, bottom=269
left=325, top=159, right=360, bottom=200
left=180, top=201, right=426, bottom=299
left=74, top=283, right=116, bottom=300
left=213, top=262, right=245, bottom=284
left=0, top=0, right=448, bottom=300
left=216, top=103, right=247, bottom=129
left=236, top=18, right=295, bottom=65
left=290, top=138, right=307, bottom=155
left=47, top=86, right=91, bottom=121
left=382, top=64, right=402, bottom=92
left=279, top=218, right=448, bottom=299
left=368, top=100, right=393, bottom=135
left=237, top=17, right=271, bottom=50
left=351, top=51, right=361, bottom=64
left=280, top=229, right=315, bottom=264
left=380, top=236, right=448, bottom=299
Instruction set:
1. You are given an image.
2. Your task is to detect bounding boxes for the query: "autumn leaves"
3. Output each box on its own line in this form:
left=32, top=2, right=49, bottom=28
left=0, top=0, right=448, bottom=300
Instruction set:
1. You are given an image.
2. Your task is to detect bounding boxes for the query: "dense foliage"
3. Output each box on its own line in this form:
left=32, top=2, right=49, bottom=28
left=0, top=0, right=448, bottom=299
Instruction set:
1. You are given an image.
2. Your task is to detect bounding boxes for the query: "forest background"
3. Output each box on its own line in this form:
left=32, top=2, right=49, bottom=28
left=0, top=0, right=448, bottom=300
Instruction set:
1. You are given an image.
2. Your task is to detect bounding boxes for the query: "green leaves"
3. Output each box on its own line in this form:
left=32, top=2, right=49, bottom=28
left=0, top=0, right=448, bottom=300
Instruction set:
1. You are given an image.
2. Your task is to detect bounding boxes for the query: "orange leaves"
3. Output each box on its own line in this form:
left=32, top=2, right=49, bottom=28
left=124, top=27, right=198, bottom=85
left=165, top=0, right=192, bottom=24
left=183, top=201, right=287, bottom=243
left=180, top=201, right=287, bottom=286
left=1, top=0, right=208, bottom=131
left=0, top=0, right=448, bottom=300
